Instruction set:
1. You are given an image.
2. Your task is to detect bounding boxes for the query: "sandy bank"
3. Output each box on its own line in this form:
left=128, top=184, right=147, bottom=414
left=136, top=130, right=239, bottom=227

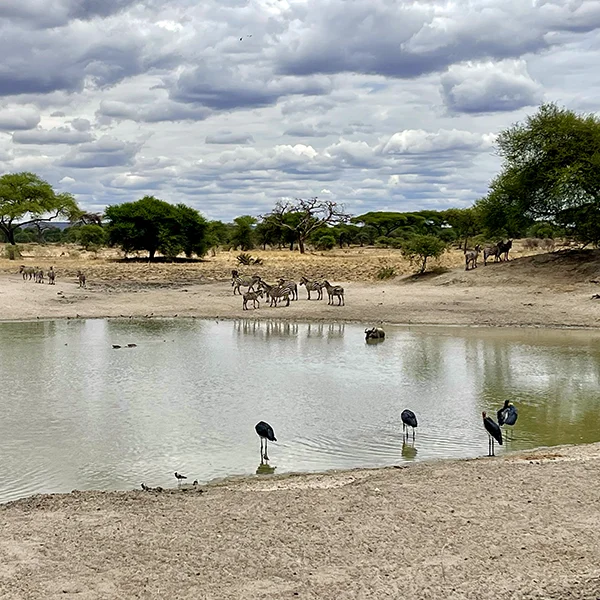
left=1, top=273, right=600, bottom=329
left=1, top=443, right=599, bottom=599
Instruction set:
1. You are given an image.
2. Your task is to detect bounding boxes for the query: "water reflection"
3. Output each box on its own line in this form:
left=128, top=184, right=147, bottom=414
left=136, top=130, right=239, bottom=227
left=256, top=462, right=276, bottom=475
left=401, top=440, right=418, bottom=461
left=1, top=319, right=599, bottom=503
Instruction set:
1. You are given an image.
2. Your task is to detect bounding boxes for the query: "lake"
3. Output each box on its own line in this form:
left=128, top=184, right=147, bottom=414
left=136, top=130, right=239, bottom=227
left=1, top=318, right=599, bottom=503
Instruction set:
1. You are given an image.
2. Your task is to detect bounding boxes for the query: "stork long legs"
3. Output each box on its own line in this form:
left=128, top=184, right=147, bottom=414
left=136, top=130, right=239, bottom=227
left=488, top=434, right=495, bottom=456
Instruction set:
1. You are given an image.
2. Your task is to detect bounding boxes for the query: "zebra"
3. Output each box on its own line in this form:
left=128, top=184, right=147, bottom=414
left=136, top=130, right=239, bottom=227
left=35, top=269, right=44, bottom=284
left=77, top=270, right=86, bottom=288
left=242, top=289, right=263, bottom=310
left=464, top=244, right=481, bottom=271
left=259, top=281, right=290, bottom=307
left=48, top=267, right=56, bottom=285
left=322, top=280, right=345, bottom=306
left=299, top=276, right=324, bottom=300
left=277, top=278, right=298, bottom=301
left=19, top=265, right=35, bottom=281
left=232, top=274, right=262, bottom=296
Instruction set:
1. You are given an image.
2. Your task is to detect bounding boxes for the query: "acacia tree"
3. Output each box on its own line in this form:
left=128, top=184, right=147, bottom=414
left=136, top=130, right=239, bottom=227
left=401, top=234, right=446, bottom=274
left=476, top=103, right=600, bottom=244
left=0, top=172, right=80, bottom=245
left=261, top=197, right=351, bottom=253
left=105, top=196, right=208, bottom=260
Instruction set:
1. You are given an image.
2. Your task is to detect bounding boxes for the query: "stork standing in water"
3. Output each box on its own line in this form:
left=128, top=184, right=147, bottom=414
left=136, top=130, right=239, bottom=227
left=497, top=400, right=518, bottom=440
left=401, top=409, right=418, bottom=440
left=482, top=412, right=503, bottom=456
left=255, top=421, right=277, bottom=461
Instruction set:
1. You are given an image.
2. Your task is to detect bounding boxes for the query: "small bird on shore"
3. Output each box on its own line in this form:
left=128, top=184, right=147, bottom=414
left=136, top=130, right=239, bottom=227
left=174, top=472, right=187, bottom=485
left=401, top=409, right=418, bottom=440
left=482, top=412, right=503, bottom=456
left=497, top=400, right=518, bottom=439
left=255, top=421, right=277, bottom=462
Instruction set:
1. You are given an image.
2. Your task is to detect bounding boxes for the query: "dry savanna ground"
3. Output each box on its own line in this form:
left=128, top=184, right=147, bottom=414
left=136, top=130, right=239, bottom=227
left=1, top=443, right=600, bottom=599
left=1, top=240, right=600, bottom=327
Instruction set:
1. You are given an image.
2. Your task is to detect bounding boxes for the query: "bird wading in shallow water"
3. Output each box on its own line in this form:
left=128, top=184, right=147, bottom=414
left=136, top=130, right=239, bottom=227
left=401, top=409, right=418, bottom=440
left=174, top=472, right=187, bottom=486
left=255, top=421, right=277, bottom=462
left=482, top=412, right=503, bottom=456
left=497, top=400, right=518, bottom=440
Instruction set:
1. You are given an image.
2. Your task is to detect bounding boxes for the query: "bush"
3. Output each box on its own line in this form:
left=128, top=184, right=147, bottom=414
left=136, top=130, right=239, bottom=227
left=4, top=244, right=22, bottom=260
left=400, top=234, right=446, bottom=274
left=315, top=235, right=336, bottom=250
left=376, top=266, right=396, bottom=280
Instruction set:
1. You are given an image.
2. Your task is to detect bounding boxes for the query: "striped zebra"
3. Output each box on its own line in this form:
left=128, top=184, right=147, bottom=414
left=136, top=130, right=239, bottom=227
left=259, top=281, right=291, bottom=307
left=299, top=276, right=323, bottom=300
left=277, top=278, right=298, bottom=301
left=242, top=289, right=263, bottom=310
left=322, top=280, right=345, bottom=306
left=35, top=269, right=44, bottom=284
left=232, top=274, right=262, bottom=295
left=48, top=267, right=56, bottom=285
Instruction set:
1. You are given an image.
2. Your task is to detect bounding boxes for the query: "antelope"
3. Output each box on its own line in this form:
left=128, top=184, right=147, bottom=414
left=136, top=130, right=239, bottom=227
left=19, top=265, right=35, bottom=281
left=483, top=244, right=500, bottom=266
left=464, top=244, right=481, bottom=271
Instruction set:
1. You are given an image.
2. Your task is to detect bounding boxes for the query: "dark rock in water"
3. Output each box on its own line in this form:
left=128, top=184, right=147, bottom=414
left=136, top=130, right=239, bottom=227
left=127, top=343, right=137, bottom=348
left=112, top=344, right=121, bottom=349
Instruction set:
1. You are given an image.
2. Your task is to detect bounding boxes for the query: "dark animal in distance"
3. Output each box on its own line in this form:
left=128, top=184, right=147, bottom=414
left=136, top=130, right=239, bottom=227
left=482, top=411, right=503, bottom=456
left=77, top=271, right=86, bottom=288
left=174, top=472, right=187, bottom=485
left=365, top=327, right=385, bottom=341
left=401, top=409, right=418, bottom=440
left=497, top=239, right=513, bottom=261
left=48, top=266, right=56, bottom=285
left=255, top=421, right=276, bottom=461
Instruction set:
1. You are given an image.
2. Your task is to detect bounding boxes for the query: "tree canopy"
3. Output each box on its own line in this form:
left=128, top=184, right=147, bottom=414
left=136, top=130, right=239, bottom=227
left=104, top=196, right=208, bottom=260
left=0, top=172, right=80, bottom=245
left=476, top=103, right=600, bottom=244
left=261, top=197, right=351, bottom=253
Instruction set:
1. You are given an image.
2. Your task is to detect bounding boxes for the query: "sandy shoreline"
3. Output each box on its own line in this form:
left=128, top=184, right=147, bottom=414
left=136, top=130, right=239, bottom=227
left=1, top=274, right=600, bottom=329
left=1, top=443, right=600, bottom=599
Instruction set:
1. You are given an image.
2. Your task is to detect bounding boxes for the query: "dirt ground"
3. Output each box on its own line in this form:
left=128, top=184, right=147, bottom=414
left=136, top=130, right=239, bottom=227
left=2, top=242, right=600, bottom=599
left=1, top=443, right=599, bottom=599
left=1, top=242, right=600, bottom=328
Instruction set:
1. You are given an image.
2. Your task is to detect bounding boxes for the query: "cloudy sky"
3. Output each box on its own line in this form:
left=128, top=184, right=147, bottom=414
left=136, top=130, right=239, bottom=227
left=1, top=0, right=599, bottom=222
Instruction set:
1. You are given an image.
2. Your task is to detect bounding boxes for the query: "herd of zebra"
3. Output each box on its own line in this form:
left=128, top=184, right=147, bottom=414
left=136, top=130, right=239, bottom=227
left=231, top=270, right=345, bottom=310
left=18, top=265, right=86, bottom=287
left=465, top=239, right=513, bottom=271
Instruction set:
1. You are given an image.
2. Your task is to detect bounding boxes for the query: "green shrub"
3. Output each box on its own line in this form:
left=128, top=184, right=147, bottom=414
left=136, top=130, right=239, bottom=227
left=376, top=266, right=396, bottom=280
left=4, top=244, right=22, bottom=260
left=315, top=235, right=336, bottom=250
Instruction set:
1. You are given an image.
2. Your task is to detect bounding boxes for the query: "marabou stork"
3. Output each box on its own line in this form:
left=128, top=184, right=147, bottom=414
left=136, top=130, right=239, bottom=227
left=401, top=409, right=418, bottom=440
left=482, top=412, right=503, bottom=456
left=255, top=421, right=277, bottom=461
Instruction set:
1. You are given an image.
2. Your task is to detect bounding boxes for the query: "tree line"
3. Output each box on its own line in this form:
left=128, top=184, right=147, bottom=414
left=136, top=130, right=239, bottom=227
left=1, top=103, right=599, bottom=268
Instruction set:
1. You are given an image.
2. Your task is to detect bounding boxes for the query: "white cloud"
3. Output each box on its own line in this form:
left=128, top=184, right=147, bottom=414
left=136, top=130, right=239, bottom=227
left=0, top=0, right=597, bottom=219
